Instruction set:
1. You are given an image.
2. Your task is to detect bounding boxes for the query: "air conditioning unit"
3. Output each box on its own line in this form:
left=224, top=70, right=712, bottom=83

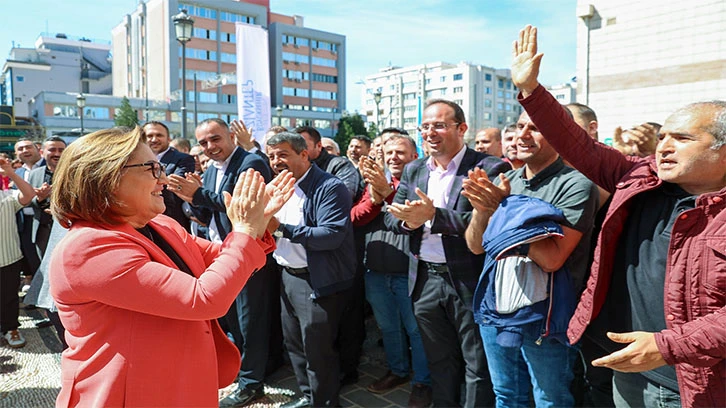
left=312, top=47, right=318, bottom=51
left=294, top=61, right=300, bottom=65
left=294, top=78, right=301, bottom=83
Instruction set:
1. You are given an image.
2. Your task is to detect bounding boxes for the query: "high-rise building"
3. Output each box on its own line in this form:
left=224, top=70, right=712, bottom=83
left=547, top=83, right=577, bottom=105
left=1, top=33, right=112, bottom=117
left=113, top=0, right=346, bottom=137
left=361, top=62, right=521, bottom=141
left=576, top=0, right=726, bottom=139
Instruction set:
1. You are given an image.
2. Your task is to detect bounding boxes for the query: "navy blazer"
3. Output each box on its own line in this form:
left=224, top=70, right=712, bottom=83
left=278, top=164, right=356, bottom=298
left=191, top=147, right=272, bottom=240
left=384, top=148, right=511, bottom=296
left=159, top=148, right=196, bottom=230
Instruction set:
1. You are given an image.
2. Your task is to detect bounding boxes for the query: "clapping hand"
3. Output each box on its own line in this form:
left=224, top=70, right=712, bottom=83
left=224, top=169, right=268, bottom=238
left=462, top=168, right=510, bottom=215
left=360, top=156, right=393, bottom=204
left=613, top=123, right=659, bottom=157
left=386, top=188, right=435, bottom=230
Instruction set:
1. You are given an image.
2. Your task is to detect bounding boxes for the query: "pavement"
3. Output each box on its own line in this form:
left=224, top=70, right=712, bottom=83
left=1, top=302, right=411, bottom=408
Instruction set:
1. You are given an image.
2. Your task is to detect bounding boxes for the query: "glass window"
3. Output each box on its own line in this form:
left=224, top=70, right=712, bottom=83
left=453, top=86, right=463, bottom=93
left=440, top=76, right=446, bottom=82
left=485, top=87, right=491, bottom=94
left=312, top=90, right=336, bottom=100
left=221, top=52, right=236, bottom=63
left=311, top=56, right=335, bottom=67
left=314, top=119, right=330, bottom=129
left=485, top=73, right=492, bottom=81
left=484, top=99, right=492, bottom=108
left=453, top=73, right=463, bottom=81
left=498, top=79, right=504, bottom=88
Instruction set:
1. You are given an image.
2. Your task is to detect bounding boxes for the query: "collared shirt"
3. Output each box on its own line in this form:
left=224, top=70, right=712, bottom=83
left=21, top=162, right=41, bottom=214
left=419, top=144, right=467, bottom=263
left=208, top=147, right=239, bottom=243
left=155, top=146, right=171, bottom=162
left=272, top=168, right=311, bottom=268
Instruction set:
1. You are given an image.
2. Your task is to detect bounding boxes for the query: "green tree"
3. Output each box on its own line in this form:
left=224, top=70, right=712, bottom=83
left=335, top=113, right=376, bottom=156
left=114, top=97, right=139, bottom=128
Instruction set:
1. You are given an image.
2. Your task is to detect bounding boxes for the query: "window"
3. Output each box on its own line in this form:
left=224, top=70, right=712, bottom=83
left=83, top=107, right=110, bottom=119
left=497, top=102, right=503, bottom=110
left=556, top=94, right=565, bottom=100
left=282, top=52, right=309, bottom=64
left=312, top=56, right=335, bottom=67
left=404, top=106, right=417, bottom=112
left=484, top=99, right=492, bottom=108
left=505, top=104, right=511, bottom=111
left=282, top=87, right=309, bottom=97
left=222, top=32, right=236, bottom=43
left=498, top=79, right=504, bottom=88
left=221, top=52, right=236, bottom=63
left=314, top=119, right=330, bottom=129
left=485, top=87, right=491, bottom=95
left=453, top=73, right=463, bottom=81
left=220, top=11, right=254, bottom=24
left=485, top=73, right=492, bottom=81
left=403, top=93, right=416, bottom=100
left=505, top=91, right=513, bottom=99
left=453, top=86, right=463, bottom=93
left=454, top=99, right=463, bottom=105
left=311, top=73, right=337, bottom=83
left=497, top=90, right=504, bottom=98
left=312, top=90, right=337, bottom=100
left=52, top=105, right=78, bottom=117
left=440, top=76, right=446, bottom=82
left=185, top=47, right=216, bottom=61
left=180, top=4, right=216, bottom=19
left=193, top=28, right=216, bottom=40
left=15, top=75, right=24, bottom=82
left=425, top=78, right=431, bottom=85
left=189, top=91, right=218, bottom=103
left=506, top=80, right=512, bottom=90
left=223, top=94, right=237, bottom=104
left=483, top=112, right=491, bottom=120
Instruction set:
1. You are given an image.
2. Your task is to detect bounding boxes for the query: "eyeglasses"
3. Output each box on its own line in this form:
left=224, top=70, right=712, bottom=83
left=417, top=122, right=460, bottom=132
left=123, top=160, right=167, bottom=179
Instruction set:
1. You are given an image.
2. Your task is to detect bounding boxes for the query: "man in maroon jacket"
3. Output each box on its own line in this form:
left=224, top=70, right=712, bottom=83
left=511, top=25, right=726, bottom=408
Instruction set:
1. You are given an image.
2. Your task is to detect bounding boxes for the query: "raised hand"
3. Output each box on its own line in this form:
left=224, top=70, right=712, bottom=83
left=224, top=168, right=268, bottom=238
left=615, top=123, right=659, bottom=157
left=167, top=173, right=199, bottom=203
left=230, top=119, right=255, bottom=150
left=511, top=25, right=544, bottom=96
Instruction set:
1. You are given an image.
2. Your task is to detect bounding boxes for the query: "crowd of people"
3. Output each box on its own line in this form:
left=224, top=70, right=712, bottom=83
left=1, top=25, right=724, bottom=408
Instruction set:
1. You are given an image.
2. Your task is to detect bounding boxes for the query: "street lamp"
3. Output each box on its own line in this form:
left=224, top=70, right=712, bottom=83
left=276, top=105, right=283, bottom=126
left=173, top=8, right=194, bottom=140
left=76, top=93, right=86, bottom=135
left=373, top=91, right=382, bottom=130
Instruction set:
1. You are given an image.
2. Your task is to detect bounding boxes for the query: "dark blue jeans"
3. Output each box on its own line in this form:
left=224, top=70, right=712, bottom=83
left=612, top=372, right=681, bottom=408
left=480, top=320, right=578, bottom=408
left=365, top=270, right=430, bottom=385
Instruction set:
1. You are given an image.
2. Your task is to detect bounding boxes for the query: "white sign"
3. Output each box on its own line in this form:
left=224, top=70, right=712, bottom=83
left=236, top=23, right=271, bottom=144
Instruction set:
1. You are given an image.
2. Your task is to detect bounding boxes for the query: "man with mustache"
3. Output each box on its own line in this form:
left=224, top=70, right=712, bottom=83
left=27, top=136, right=65, bottom=257
left=511, top=24, right=726, bottom=408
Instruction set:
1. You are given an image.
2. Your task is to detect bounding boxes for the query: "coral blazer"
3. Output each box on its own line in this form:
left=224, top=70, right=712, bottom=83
left=50, top=215, right=273, bottom=407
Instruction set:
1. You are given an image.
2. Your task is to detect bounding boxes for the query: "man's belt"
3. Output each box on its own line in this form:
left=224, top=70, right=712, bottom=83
left=283, top=265, right=309, bottom=275
left=419, top=260, right=449, bottom=274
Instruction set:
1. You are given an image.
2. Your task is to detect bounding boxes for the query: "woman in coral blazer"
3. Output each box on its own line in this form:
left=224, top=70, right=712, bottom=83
left=48, top=126, right=293, bottom=407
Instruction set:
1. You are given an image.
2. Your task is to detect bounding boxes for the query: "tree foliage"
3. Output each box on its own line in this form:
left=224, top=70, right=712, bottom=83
left=114, top=97, right=139, bottom=128
left=334, top=113, right=377, bottom=155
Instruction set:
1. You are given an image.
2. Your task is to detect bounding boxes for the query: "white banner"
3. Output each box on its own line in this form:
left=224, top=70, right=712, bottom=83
left=236, top=23, right=271, bottom=144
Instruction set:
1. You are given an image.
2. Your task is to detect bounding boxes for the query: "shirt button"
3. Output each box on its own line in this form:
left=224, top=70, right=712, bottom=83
left=666, top=314, right=675, bottom=321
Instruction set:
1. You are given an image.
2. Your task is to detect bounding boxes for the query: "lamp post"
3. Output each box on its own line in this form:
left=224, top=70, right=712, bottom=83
left=76, top=93, right=86, bottom=135
left=173, top=8, right=194, bottom=140
left=373, top=91, right=382, bottom=130
left=276, top=105, right=283, bottom=126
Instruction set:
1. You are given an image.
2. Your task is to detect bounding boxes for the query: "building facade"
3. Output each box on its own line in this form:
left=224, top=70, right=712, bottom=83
left=576, top=0, right=726, bottom=139
left=113, top=0, right=346, bottom=138
left=361, top=62, right=521, bottom=142
left=547, top=82, right=577, bottom=105
left=1, top=33, right=112, bottom=117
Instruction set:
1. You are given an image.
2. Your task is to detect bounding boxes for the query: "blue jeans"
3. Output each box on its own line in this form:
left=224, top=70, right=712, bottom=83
left=365, top=270, right=430, bottom=385
left=480, top=321, right=578, bottom=408
left=612, top=372, right=681, bottom=408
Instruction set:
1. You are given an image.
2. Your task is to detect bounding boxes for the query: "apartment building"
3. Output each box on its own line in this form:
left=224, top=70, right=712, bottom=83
left=113, top=0, right=346, bottom=137
left=362, top=61, right=521, bottom=142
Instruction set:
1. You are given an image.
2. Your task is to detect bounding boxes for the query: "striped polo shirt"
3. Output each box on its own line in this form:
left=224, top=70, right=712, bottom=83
left=0, top=189, right=23, bottom=267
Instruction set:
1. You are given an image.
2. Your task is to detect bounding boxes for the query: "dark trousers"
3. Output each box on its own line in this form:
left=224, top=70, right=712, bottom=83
left=221, top=261, right=274, bottom=391
left=17, top=214, right=40, bottom=277
left=577, top=335, right=615, bottom=407
left=281, top=270, right=344, bottom=407
left=35, top=223, right=52, bottom=258
left=411, top=265, right=494, bottom=408
left=337, top=267, right=365, bottom=378
left=266, top=263, right=285, bottom=375
left=1, top=260, right=23, bottom=333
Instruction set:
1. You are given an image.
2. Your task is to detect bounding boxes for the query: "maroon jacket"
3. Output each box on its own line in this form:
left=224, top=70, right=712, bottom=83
left=520, top=85, right=726, bottom=408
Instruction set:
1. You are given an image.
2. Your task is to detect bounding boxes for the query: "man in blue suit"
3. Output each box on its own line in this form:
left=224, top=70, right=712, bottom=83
left=385, top=99, right=510, bottom=407
left=168, top=118, right=274, bottom=407
left=142, top=121, right=195, bottom=231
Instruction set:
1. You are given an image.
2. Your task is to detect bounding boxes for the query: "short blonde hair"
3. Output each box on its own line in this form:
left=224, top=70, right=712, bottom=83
left=52, top=127, right=146, bottom=227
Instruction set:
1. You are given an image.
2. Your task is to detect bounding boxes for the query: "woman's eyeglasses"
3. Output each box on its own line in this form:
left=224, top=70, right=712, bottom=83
left=122, top=161, right=167, bottom=179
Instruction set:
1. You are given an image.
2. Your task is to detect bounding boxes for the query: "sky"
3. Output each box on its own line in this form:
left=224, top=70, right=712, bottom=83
left=1, top=0, right=578, bottom=112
